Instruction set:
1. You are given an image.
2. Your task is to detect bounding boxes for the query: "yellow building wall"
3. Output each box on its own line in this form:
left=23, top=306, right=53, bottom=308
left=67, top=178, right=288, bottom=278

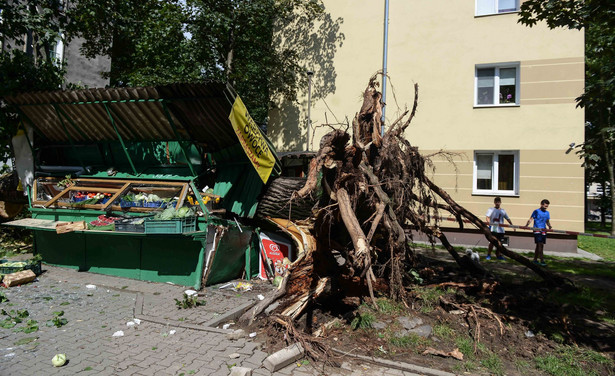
left=269, top=1, right=585, bottom=232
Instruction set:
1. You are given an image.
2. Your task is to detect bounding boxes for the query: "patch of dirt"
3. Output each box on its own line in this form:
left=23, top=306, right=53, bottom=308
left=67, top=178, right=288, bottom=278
left=245, top=248, right=615, bottom=375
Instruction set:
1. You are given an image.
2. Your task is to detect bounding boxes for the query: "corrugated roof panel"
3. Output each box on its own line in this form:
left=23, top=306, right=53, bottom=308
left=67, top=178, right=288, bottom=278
left=4, top=83, right=238, bottom=148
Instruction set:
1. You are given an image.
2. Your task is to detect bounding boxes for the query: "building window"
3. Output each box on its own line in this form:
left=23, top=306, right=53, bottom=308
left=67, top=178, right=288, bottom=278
left=473, top=151, right=519, bottom=195
left=475, top=63, right=519, bottom=106
left=476, top=0, right=519, bottom=16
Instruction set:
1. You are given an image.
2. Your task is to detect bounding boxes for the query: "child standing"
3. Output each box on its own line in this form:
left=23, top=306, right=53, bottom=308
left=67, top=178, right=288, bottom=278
left=486, top=197, right=513, bottom=260
left=526, top=199, right=552, bottom=266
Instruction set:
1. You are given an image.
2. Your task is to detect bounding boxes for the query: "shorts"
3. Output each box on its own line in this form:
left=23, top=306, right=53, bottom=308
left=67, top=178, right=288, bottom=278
left=534, top=232, right=547, bottom=244
left=491, top=232, right=504, bottom=241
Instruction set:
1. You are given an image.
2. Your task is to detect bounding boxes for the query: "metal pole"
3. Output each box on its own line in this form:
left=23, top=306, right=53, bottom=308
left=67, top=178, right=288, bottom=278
left=381, top=0, right=390, bottom=136
left=307, top=71, right=314, bottom=151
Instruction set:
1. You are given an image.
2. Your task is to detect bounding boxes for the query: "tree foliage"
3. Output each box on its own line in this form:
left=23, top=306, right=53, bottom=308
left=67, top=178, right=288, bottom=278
left=0, top=1, right=67, bottom=169
left=519, top=0, right=615, bottom=233
left=67, top=0, right=330, bottom=124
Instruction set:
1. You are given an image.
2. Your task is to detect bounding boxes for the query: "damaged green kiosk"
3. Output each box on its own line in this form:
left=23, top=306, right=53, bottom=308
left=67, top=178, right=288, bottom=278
left=3, top=83, right=280, bottom=289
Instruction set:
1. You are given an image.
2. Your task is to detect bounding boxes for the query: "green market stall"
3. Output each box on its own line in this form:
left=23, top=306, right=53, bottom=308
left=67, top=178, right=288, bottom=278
left=2, top=83, right=281, bottom=289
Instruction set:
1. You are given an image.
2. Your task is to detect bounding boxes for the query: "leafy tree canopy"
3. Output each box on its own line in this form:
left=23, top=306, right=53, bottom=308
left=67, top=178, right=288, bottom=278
left=67, top=0, right=329, bottom=124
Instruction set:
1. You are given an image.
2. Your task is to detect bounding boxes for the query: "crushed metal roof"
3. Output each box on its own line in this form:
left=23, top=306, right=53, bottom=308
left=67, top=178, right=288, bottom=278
left=277, top=151, right=316, bottom=159
left=4, top=82, right=241, bottom=153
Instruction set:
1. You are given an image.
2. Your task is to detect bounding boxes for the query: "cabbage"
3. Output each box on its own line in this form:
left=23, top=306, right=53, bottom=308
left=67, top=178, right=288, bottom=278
left=159, top=207, right=176, bottom=220
left=52, top=354, right=67, bottom=367
left=176, top=207, right=190, bottom=218
left=147, top=194, right=161, bottom=203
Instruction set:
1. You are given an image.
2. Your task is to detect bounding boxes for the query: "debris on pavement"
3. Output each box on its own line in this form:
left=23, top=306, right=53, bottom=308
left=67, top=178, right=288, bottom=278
left=112, top=331, right=124, bottom=337
left=126, top=318, right=141, bottom=327
left=51, top=353, right=67, bottom=367
left=2, top=269, right=36, bottom=287
left=85, top=284, right=96, bottom=289
left=227, top=329, right=245, bottom=340
left=219, top=281, right=253, bottom=292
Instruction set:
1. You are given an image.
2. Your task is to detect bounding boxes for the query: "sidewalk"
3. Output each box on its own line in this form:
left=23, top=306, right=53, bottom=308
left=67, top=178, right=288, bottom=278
left=0, top=263, right=430, bottom=376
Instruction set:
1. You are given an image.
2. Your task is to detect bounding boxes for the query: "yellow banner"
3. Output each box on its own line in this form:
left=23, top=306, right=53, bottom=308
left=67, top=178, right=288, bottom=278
left=228, top=96, right=276, bottom=184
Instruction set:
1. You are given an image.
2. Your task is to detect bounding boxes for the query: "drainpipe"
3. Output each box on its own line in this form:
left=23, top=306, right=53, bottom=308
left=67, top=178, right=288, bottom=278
left=307, top=71, right=314, bottom=151
left=381, top=0, right=390, bottom=136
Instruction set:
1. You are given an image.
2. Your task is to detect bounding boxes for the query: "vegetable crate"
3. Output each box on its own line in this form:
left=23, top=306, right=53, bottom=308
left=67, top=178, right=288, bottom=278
left=0, top=261, right=42, bottom=277
left=144, top=216, right=197, bottom=234
left=115, top=222, right=145, bottom=233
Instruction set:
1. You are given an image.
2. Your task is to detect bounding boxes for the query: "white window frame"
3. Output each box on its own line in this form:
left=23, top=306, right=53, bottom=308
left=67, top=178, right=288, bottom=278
left=473, top=150, right=520, bottom=196
left=475, top=0, right=519, bottom=16
left=474, top=62, right=520, bottom=107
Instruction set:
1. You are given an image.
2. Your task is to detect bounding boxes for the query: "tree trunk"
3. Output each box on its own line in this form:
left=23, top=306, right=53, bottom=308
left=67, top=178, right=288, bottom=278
left=256, top=177, right=316, bottom=220
left=602, top=135, right=615, bottom=235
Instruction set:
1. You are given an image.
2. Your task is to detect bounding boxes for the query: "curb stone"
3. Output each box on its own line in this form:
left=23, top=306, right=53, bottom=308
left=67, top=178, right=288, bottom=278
left=263, top=343, right=305, bottom=372
left=205, top=301, right=257, bottom=328
left=332, top=348, right=456, bottom=376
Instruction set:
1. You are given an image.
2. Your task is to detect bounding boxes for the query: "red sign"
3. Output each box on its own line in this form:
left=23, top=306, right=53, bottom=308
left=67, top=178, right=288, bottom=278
left=259, top=233, right=291, bottom=279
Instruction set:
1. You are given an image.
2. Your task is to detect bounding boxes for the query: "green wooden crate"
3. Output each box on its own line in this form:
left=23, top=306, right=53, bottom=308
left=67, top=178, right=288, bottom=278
left=0, top=261, right=42, bottom=276
left=144, top=217, right=197, bottom=234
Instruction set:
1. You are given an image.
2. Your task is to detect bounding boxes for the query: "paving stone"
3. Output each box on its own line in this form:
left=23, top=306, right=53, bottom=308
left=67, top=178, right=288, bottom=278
left=0, top=263, right=447, bottom=376
left=229, top=366, right=253, bottom=376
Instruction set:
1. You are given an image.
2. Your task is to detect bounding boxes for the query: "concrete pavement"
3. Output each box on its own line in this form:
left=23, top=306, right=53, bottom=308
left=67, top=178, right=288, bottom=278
left=0, top=264, right=427, bottom=376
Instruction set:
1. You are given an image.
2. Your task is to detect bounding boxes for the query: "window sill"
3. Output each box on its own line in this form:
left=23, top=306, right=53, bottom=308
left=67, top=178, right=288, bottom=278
left=472, top=191, right=519, bottom=197
left=474, top=104, right=520, bottom=109
left=475, top=11, right=519, bottom=18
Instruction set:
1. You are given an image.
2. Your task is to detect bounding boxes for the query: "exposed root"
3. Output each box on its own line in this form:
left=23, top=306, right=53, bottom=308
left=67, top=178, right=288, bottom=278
left=269, top=314, right=336, bottom=365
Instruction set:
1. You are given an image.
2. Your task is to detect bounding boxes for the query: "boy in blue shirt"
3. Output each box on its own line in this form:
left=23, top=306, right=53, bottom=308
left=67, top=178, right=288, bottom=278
left=525, top=199, right=552, bottom=266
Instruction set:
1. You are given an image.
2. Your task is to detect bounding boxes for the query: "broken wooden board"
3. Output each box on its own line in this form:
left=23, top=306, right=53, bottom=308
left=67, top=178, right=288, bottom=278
left=1, top=218, right=62, bottom=230
left=2, top=269, right=36, bottom=287
left=56, top=221, right=86, bottom=234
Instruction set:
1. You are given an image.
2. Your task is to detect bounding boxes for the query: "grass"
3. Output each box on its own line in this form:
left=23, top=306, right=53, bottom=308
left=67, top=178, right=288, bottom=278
left=414, top=286, right=451, bottom=313
left=455, top=336, right=477, bottom=360
left=578, top=235, right=615, bottom=261
left=455, top=335, right=507, bottom=375
left=534, top=345, right=612, bottom=376
left=350, top=311, right=375, bottom=329
left=432, top=323, right=455, bottom=339
left=547, top=259, right=615, bottom=279
left=579, top=222, right=615, bottom=261
left=585, top=221, right=612, bottom=233
left=375, top=298, right=404, bottom=314
left=514, top=359, right=532, bottom=373
left=548, top=286, right=611, bottom=312
left=452, top=360, right=479, bottom=373
left=388, top=333, right=428, bottom=350
left=481, top=353, right=504, bottom=376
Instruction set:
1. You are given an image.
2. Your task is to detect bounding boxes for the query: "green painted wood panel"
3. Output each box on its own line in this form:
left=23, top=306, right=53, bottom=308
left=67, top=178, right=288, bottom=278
left=35, top=231, right=85, bottom=270
left=140, top=236, right=203, bottom=286
left=84, top=234, right=141, bottom=279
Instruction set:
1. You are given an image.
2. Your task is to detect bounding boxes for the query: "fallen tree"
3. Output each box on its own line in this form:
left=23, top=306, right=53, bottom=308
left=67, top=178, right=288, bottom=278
left=245, top=74, right=567, bottom=328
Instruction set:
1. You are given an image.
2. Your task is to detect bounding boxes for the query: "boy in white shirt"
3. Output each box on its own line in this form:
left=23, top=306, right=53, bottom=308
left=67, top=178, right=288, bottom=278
left=485, top=197, right=513, bottom=260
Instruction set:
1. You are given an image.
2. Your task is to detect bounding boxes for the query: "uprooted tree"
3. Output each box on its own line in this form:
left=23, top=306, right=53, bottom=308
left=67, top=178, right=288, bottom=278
left=243, top=75, right=566, bottom=336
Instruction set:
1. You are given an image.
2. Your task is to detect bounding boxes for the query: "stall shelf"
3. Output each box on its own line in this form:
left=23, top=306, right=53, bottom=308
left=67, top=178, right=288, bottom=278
left=3, top=83, right=281, bottom=288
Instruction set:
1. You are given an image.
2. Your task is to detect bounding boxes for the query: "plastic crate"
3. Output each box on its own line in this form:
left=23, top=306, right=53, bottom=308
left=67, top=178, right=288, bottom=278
left=144, top=217, right=197, bottom=234
left=115, top=222, right=145, bottom=233
left=0, top=261, right=42, bottom=276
